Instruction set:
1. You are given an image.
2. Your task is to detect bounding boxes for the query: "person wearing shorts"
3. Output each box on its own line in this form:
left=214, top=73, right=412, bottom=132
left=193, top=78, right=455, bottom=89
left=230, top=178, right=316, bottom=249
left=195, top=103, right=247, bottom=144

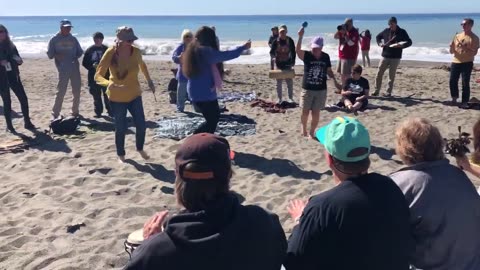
left=296, top=27, right=341, bottom=139
left=334, top=18, right=359, bottom=85
left=341, top=64, right=369, bottom=115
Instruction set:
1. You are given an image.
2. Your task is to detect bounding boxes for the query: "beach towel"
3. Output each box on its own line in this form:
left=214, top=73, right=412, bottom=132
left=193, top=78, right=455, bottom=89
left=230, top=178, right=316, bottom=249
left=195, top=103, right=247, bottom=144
left=155, top=114, right=256, bottom=140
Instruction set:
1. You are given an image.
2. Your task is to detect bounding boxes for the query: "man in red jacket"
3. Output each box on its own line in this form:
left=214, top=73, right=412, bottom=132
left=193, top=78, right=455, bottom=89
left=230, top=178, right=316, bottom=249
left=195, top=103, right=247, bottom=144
left=335, top=18, right=360, bottom=85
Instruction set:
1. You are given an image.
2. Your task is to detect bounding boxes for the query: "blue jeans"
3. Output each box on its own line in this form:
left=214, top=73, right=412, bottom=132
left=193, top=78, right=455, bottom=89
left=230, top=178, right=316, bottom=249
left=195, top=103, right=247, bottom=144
left=110, top=96, right=146, bottom=156
left=450, top=62, right=473, bottom=103
left=176, top=81, right=188, bottom=112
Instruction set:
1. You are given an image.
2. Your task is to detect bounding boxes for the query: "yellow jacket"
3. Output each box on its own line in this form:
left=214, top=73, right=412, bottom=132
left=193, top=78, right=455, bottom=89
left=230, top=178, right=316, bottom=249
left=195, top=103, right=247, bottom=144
left=95, top=46, right=152, bottom=103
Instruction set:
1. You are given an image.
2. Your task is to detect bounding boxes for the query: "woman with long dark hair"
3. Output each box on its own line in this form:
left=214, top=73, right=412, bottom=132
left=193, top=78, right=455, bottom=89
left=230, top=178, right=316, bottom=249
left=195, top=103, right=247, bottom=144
left=95, top=26, right=155, bottom=162
left=183, top=26, right=251, bottom=134
left=0, top=24, right=35, bottom=132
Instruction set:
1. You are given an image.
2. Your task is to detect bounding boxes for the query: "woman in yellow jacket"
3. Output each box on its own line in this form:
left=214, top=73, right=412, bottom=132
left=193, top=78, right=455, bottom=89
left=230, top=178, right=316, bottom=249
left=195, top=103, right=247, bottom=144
left=95, top=26, right=155, bottom=162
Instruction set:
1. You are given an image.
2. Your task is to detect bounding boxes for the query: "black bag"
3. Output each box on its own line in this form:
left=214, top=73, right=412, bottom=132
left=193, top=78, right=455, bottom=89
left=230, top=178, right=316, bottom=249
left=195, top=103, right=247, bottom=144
left=168, top=78, right=178, bottom=104
left=50, top=116, right=80, bottom=135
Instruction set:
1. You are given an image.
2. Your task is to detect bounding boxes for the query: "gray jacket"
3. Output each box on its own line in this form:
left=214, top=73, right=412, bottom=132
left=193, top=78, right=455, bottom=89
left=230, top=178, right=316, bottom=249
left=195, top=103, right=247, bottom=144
left=47, top=33, right=83, bottom=71
left=391, top=159, right=480, bottom=270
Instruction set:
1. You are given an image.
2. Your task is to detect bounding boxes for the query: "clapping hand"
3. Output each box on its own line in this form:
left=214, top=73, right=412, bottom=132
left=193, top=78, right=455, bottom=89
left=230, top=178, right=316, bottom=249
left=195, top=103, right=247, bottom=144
left=288, top=199, right=307, bottom=223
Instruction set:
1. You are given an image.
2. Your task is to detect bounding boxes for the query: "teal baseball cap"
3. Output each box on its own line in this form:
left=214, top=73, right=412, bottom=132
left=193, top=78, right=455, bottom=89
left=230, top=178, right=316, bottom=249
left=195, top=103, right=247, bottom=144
left=316, top=116, right=371, bottom=162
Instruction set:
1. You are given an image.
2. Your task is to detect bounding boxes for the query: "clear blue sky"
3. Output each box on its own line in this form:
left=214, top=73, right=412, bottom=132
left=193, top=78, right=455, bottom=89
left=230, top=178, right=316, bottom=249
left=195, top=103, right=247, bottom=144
left=1, top=0, right=479, bottom=16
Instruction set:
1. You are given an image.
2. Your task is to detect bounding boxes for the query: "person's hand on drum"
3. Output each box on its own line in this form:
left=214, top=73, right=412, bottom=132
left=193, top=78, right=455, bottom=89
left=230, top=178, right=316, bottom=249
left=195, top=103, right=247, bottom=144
left=143, top=210, right=169, bottom=239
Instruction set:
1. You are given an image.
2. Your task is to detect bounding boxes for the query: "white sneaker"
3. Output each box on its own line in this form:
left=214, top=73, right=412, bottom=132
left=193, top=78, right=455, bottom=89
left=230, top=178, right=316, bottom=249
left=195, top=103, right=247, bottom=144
left=288, top=98, right=295, bottom=103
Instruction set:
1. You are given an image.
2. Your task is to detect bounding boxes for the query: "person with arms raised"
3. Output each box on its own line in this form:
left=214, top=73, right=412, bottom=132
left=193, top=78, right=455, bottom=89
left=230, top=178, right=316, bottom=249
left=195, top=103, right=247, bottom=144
left=296, top=26, right=340, bottom=139
left=182, top=26, right=250, bottom=134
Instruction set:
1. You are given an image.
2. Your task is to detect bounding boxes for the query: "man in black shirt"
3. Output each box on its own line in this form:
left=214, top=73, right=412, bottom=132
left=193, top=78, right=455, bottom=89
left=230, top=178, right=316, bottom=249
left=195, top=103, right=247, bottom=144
left=296, top=26, right=340, bottom=138
left=270, top=25, right=296, bottom=103
left=285, top=116, right=413, bottom=270
left=82, top=32, right=111, bottom=117
left=373, top=17, right=412, bottom=97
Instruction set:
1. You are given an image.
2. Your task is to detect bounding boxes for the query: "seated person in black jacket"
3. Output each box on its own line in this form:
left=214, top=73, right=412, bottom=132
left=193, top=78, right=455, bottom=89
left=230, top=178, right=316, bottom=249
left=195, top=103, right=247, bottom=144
left=124, top=133, right=287, bottom=270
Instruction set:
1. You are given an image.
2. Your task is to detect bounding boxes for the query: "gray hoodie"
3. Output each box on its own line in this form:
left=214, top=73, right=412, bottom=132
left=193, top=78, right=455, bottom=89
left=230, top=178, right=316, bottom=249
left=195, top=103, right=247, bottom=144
left=390, top=159, right=480, bottom=270
left=47, top=33, right=83, bottom=71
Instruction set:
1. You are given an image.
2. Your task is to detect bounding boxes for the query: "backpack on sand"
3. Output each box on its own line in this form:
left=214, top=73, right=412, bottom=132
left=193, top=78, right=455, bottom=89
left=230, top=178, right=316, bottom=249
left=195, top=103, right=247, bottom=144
left=50, top=116, right=80, bottom=135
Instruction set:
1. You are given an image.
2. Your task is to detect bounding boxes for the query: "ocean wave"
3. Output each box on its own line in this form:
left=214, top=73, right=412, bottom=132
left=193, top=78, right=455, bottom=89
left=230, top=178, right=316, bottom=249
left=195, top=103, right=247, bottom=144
left=12, top=35, right=469, bottom=64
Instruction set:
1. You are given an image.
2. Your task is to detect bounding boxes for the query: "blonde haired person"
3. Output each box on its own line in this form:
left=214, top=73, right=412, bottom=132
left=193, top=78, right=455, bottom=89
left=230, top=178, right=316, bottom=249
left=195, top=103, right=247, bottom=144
left=95, top=26, right=155, bottom=162
left=391, top=118, right=480, bottom=270
left=172, top=29, right=193, bottom=112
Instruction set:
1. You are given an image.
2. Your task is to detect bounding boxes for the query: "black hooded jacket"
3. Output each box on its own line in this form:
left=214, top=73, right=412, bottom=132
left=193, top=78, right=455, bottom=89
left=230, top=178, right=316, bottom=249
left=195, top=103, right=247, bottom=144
left=376, top=26, right=412, bottom=59
left=124, top=193, right=287, bottom=270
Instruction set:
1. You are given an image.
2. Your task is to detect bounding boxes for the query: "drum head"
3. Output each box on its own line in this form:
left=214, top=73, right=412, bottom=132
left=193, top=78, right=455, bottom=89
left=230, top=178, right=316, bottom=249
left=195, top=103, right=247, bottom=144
left=127, top=229, right=144, bottom=245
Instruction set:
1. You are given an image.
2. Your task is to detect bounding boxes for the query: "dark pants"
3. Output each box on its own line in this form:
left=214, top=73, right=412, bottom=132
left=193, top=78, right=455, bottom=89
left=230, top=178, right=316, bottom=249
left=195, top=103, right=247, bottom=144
left=450, top=62, right=473, bottom=103
left=110, top=96, right=146, bottom=157
left=0, top=72, right=31, bottom=129
left=89, top=84, right=111, bottom=116
left=193, top=100, right=220, bottom=134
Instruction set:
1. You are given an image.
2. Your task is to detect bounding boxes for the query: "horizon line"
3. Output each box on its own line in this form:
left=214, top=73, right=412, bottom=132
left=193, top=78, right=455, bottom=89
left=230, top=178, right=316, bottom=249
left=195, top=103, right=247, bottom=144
left=3, top=12, right=480, bottom=17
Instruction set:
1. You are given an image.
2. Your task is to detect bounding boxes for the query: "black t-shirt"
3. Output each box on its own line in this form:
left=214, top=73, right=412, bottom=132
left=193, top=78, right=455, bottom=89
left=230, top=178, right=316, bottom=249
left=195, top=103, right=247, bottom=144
left=285, top=173, right=413, bottom=270
left=302, top=51, right=331, bottom=91
left=343, top=76, right=369, bottom=101
left=82, top=44, right=109, bottom=86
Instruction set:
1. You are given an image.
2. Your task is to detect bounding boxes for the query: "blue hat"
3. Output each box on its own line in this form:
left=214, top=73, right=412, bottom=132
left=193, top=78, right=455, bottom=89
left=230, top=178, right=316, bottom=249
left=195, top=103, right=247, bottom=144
left=316, top=116, right=371, bottom=162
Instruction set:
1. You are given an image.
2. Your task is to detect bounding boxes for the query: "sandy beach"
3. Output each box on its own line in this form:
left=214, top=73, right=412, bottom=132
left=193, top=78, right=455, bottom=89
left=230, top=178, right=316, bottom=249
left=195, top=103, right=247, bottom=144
left=0, top=58, right=479, bottom=270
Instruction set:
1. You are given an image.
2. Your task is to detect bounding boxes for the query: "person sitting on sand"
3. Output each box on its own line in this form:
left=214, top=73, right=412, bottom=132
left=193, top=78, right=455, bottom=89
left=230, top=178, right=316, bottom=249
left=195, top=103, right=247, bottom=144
left=285, top=116, right=413, bottom=270
left=296, top=26, right=340, bottom=138
left=341, top=64, right=369, bottom=114
left=182, top=26, right=250, bottom=134
left=0, top=24, right=35, bottom=132
left=456, top=118, right=480, bottom=180
left=95, top=26, right=156, bottom=163
left=390, top=118, right=480, bottom=270
left=124, top=133, right=287, bottom=270
left=172, top=29, right=193, bottom=113
left=270, top=25, right=296, bottom=104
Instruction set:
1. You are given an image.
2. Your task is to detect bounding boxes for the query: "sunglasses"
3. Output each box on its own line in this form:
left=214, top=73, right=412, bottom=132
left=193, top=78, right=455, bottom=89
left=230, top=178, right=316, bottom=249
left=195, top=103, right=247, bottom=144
left=184, top=35, right=193, bottom=38
left=126, top=40, right=134, bottom=43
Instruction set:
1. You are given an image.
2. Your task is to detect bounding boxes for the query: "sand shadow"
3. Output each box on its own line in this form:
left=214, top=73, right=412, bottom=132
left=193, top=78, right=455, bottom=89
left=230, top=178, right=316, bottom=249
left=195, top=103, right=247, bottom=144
left=15, top=130, right=72, bottom=153
left=0, top=106, right=22, bottom=118
left=233, top=152, right=326, bottom=180
left=125, top=160, right=175, bottom=183
left=370, top=145, right=404, bottom=164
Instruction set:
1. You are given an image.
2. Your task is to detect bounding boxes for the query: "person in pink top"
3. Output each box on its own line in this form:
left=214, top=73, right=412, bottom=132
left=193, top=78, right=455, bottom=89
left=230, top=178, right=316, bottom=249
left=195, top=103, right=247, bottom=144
left=360, top=30, right=371, bottom=68
left=334, top=18, right=360, bottom=85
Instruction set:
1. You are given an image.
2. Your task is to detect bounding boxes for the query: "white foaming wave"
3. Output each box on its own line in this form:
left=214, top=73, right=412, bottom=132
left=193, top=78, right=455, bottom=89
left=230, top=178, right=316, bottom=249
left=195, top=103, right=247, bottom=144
left=12, top=35, right=475, bottom=64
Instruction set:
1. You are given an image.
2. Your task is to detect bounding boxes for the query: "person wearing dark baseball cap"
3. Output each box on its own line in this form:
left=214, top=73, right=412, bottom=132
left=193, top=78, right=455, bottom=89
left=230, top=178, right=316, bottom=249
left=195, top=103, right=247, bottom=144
left=285, top=116, right=413, bottom=270
left=268, top=26, right=280, bottom=70
left=47, top=19, right=83, bottom=119
left=125, top=133, right=287, bottom=270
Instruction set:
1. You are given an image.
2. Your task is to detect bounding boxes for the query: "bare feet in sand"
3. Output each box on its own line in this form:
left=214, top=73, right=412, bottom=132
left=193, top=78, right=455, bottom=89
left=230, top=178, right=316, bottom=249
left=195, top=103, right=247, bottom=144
left=118, top=156, right=126, bottom=163
left=138, top=150, right=150, bottom=160
left=301, top=128, right=308, bottom=137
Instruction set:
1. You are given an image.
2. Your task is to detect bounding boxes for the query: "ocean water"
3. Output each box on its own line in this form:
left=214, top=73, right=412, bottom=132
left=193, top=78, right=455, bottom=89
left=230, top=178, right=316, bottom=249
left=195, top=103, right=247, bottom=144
left=2, top=14, right=480, bottom=64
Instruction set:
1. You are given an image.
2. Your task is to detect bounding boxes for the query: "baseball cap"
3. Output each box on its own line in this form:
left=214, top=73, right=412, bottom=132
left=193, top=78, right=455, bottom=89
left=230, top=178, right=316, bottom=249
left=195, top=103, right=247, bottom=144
left=60, top=19, right=73, bottom=28
left=279, top=24, right=287, bottom=32
left=175, top=133, right=233, bottom=181
left=311, top=36, right=324, bottom=48
left=316, top=116, right=371, bottom=162
left=271, top=26, right=279, bottom=31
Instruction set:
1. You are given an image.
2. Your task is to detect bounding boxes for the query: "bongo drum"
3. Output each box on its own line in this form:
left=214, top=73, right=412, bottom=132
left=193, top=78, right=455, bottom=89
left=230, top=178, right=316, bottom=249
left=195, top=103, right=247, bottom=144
left=269, top=69, right=295, bottom=79
left=124, top=229, right=144, bottom=259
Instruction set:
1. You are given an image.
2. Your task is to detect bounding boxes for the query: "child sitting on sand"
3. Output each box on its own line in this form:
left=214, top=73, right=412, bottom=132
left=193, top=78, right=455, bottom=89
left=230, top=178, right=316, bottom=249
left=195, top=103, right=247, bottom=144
left=341, top=64, right=369, bottom=114
left=296, top=26, right=341, bottom=138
